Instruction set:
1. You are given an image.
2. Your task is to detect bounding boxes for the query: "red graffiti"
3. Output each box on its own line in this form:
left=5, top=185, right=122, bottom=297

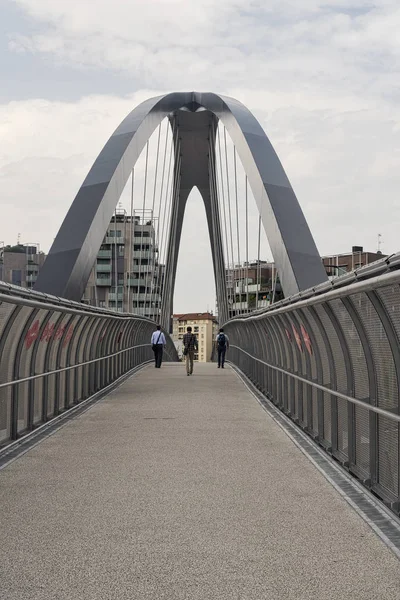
left=63, top=325, right=75, bottom=347
left=285, top=328, right=292, bottom=343
left=301, top=324, right=313, bottom=356
left=41, top=321, right=55, bottom=342
left=25, top=320, right=75, bottom=349
left=55, top=325, right=65, bottom=340
left=291, top=324, right=303, bottom=353
left=116, top=330, right=123, bottom=344
left=25, top=320, right=40, bottom=349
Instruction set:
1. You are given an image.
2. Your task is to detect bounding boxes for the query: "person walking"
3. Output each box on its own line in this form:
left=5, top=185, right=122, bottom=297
left=182, top=326, right=198, bottom=376
left=215, top=328, right=229, bottom=369
left=151, top=325, right=166, bottom=368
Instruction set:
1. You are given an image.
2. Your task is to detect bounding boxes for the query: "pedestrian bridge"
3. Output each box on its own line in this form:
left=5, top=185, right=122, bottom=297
left=1, top=362, right=400, bottom=599
left=2, top=252, right=400, bottom=598
left=2, top=91, right=400, bottom=596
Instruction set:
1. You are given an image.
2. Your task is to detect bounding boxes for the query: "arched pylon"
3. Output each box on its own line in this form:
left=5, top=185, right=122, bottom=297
left=35, top=92, right=327, bottom=326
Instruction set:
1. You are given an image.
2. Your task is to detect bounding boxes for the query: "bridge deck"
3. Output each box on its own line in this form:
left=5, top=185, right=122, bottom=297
left=1, top=363, right=400, bottom=599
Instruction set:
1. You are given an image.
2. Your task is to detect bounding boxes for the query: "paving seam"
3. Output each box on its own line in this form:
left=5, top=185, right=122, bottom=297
left=0, top=360, right=153, bottom=472
left=229, top=363, right=400, bottom=561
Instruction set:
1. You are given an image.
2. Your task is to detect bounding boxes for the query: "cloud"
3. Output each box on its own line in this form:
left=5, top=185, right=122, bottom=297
left=2, top=0, right=400, bottom=309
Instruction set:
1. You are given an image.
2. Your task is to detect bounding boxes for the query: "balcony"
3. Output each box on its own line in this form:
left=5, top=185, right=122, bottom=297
left=98, top=249, right=112, bottom=258
left=96, top=277, right=111, bottom=286
left=109, top=292, right=124, bottom=301
left=127, top=278, right=152, bottom=286
left=96, top=263, right=111, bottom=273
left=131, top=265, right=153, bottom=274
left=134, top=250, right=153, bottom=260
left=26, top=274, right=37, bottom=283
left=26, top=264, right=39, bottom=273
left=133, top=237, right=154, bottom=245
left=105, top=236, right=124, bottom=244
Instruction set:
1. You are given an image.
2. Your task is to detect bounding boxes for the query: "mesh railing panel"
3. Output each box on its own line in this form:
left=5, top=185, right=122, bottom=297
left=225, top=265, right=400, bottom=514
left=0, top=289, right=177, bottom=448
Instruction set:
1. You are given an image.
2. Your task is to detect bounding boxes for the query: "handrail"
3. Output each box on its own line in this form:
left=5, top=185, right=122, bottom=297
left=0, top=343, right=174, bottom=390
left=0, top=291, right=157, bottom=323
left=230, top=345, right=400, bottom=423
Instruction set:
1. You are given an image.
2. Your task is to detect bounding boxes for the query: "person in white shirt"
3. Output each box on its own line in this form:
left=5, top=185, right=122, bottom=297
left=151, top=325, right=166, bottom=368
left=215, top=328, right=229, bottom=369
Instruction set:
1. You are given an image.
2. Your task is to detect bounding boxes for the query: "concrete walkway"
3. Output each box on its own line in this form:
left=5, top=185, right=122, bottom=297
left=1, top=363, right=400, bottom=599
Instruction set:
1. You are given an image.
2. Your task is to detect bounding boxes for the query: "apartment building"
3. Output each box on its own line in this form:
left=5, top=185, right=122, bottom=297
left=83, top=209, right=165, bottom=318
left=226, top=260, right=283, bottom=317
left=323, top=246, right=386, bottom=279
left=225, top=247, right=387, bottom=317
left=0, top=243, right=46, bottom=288
left=172, top=312, right=218, bottom=362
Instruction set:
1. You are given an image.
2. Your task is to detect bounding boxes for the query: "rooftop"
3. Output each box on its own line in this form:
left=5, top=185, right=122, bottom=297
left=173, top=312, right=216, bottom=322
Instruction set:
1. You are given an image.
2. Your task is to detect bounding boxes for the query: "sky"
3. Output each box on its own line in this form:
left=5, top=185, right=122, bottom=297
left=1, top=0, right=400, bottom=313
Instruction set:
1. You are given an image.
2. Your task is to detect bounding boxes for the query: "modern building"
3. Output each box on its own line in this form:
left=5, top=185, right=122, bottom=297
left=225, top=260, right=284, bottom=317
left=323, top=246, right=387, bottom=279
left=0, top=243, right=46, bottom=288
left=83, top=209, right=165, bottom=318
left=224, top=247, right=388, bottom=318
left=172, top=312, right=218, bottom=362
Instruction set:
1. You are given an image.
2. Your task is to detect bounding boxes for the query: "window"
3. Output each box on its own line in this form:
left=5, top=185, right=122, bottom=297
left=118, top=246, right=125, bottom=256
left=108, top=230, right=122, bottom=237
left=11, top=270, right=22, bottom=286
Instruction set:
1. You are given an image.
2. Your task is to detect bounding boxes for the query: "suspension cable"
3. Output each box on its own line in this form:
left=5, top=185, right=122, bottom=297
left=208, top=123, right=225, bottom=324
left=245, top=175, right=249, bottom=313
left=216, top=126, right=232, bottom=315
left=256, top=214, right=261, bottom=311
left=149, top=121, right=170, bottom=321
left=233, top=146, right=241, bottom=315
left=144, top=124, right=162, bottom=315
left=136, top=140, right=149, bottom=317
left=163, top=140, right=182, bottom=324
left=127, top=168, right=135, bottom=312
left=157, top=120, right=176, bottom=308
left=157, top=120, right=179, bottom=328
left=223, top=128, right=236, bottom=314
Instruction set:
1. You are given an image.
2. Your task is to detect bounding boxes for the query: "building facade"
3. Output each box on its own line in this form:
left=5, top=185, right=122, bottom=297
left=223, top=247, right=387, bottom=318
left=323, top=246, right=386, bottom=279
left=172, top=312, right=218, bottom=362
left=0, top=244, right=46, bottom=288
left=226, top=260, right=284, bottom=318
left=83, top=210, right=165, bottom=318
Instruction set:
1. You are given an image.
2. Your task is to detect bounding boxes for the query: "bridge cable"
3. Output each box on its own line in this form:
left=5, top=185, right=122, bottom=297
left=144, top=124, right=162, bottom=316
left=137, top=140, right=150, bottom=315
left=245, top=175, right=249, bottom=313
left=256, top=214, right=261, bottom=310
left=156, top=120, right=175, bottom=314
left=163, top=130, right=182, bottom=326
left=233, top=146, right=241, bottom=315
left=216, top=126, right=232, bottom=313
left=223, top=128, right=236, bottom=315
left=127, top=168, right=135, bottom=312
left=149, top=120, right=170, bottom=321
left=208, top=122, right=226, bottom=324
left=160, top=120, right=181, bottom=326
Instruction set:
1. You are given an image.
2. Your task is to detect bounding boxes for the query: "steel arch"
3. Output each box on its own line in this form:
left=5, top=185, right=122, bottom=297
left=35, top=91, right=327, bottom=316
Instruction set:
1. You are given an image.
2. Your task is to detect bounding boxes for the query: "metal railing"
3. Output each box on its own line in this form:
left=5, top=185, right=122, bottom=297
left=0, top=281, right=178, bottom=448
left=224, top=252, right=400, bottom=515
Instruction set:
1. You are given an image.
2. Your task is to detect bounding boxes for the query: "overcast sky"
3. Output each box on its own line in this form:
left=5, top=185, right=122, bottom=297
left=1, top=0, right=400, bottom=313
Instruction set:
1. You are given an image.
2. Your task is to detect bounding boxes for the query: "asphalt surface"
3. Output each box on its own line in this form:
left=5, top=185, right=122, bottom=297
left=1, top=362, right=400, bottom=599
